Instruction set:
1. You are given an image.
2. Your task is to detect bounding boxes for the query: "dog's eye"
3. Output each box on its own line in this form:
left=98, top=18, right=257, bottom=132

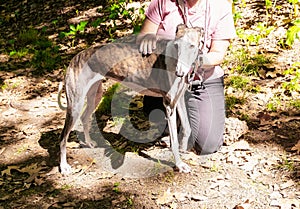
left=189, top=44, right=195, bottom=49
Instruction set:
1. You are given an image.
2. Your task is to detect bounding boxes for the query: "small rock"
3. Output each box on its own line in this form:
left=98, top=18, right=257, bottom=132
left=269, top=199, right=280, bottom=207
left=232, top=140, right=251, bottom=151
left=273, top=184, right=280, bottom=191
left=173, top=192, right=187, bottom=202
left=191, top=194, right=208, bottom=201
left=280, top=180, right=294, bottom=190
left=224, top=117, right=249, bottom=145
left=269, top=191, right=282, bottom=199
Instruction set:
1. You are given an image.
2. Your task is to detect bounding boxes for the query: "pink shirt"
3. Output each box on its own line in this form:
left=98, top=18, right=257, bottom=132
left=145, top=0, right=236, bottom=80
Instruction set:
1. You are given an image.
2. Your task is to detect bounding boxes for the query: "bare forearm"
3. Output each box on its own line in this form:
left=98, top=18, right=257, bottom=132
left=202, top=51, right=226, bottom=68
left=202, top=39, right=230, bottom=69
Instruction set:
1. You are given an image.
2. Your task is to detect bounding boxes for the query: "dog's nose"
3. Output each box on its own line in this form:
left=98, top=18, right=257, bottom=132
left=175, top=65, right=184, bottom=77
left=175, top=71, right=184, bottom=77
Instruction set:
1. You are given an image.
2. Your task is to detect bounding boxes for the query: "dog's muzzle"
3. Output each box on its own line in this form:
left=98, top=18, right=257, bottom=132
left=175, top=71, right=184, bottom=77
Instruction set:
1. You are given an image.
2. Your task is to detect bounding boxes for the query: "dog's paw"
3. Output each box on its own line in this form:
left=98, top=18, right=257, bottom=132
left=60, top=163, right=72, bottom=175
left=87, top=140, right=97, bottom=148
left=80, top=139, right=97, bottom=148
left=179, top=149, right=189, bottom=154
left=176, top=161, right=191, bottom=173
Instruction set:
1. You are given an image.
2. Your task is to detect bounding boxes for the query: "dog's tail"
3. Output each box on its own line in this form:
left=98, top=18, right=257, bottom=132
left=58, top=82, right=67, bottom=110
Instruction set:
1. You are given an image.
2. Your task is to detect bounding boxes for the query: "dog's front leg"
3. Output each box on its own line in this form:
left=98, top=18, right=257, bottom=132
left=165, top=105, right=191, bottom=173
left=177, top=96, right=191, bottom=152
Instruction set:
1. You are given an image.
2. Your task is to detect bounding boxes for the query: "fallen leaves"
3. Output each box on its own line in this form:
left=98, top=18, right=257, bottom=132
left=156, top=188, right=174, bottom=205
left=291, top=140, right=300, bottom=154
left=234, top=199, right=251, bottom=209
left=1, top=163, right=46, bottom=183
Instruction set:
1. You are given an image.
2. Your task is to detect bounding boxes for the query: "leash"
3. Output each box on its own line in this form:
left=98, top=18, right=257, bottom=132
left=177, top=0, right=208, bottom=90
left=187, top=51, right=205, bottom=90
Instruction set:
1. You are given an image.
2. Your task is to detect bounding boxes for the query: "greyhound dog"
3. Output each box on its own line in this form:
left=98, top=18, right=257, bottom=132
left=58, top=24, right=204, bottom=175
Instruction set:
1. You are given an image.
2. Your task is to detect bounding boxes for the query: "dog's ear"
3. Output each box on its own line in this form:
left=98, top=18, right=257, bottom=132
left=176, top=24, right=187, bottom=38
left=196, top=27, right=205, bottom=40
left=196, top=27, right=204, bottom=34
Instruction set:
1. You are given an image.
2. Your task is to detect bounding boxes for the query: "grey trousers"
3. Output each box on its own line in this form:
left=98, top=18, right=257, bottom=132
left=185, top=77, right=225, bottom=155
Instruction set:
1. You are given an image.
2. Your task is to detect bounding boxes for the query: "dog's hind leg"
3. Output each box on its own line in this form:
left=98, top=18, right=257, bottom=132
left=60, top=79, right=86, bottom=175
left=60, top=64, right=102, bottom=175
left=80, top=80, right=103, bottom=148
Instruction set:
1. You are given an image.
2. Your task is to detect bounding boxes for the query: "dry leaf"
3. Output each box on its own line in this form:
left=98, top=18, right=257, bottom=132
left=257, top=112, right=272, bottom=125
left=18, top=163, right=44, bottom=183
left=291, top=140, right=300, bottom=154
left=234, top=199, right=251, bottom=209
left=226, top=154, right=240, bottom=165
left=156, top=188, right=174, bottom=205
left=128, top=101, right=143, bottom=110
left=1, top=165, right=19, bottom=176
left=270, top=198, right=299, bottom=209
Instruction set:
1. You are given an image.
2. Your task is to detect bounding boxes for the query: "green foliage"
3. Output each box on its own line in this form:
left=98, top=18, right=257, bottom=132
left=266, top=96, right=281, bottom=112
left=277, top=155, right=295, bottom=172
left=113, top=182, right=121, bottom=193
left=227, top=75, right=250, bottom=90
left=7, top=27, right=61, bottom=74
left=31, top=46, right=61, bottom=73
left=282, top=62, right=300, bottom=93
left=264, top=0, right=273, bottom=19
left=226, top=95, right=246, bottom=111
left=90, top=18, right=105, bottom=28
left=9, top=48, right=29, bottom=58
left=127, top=197, right=134, bottom=206
left=18, top=29, right=39, bottom=46
left=256, top=22, right=275, bottom=37
left=233, top=11, right=242, bottom=23
left=105, top=0, right=145, bottom=34
left=97, top=83, right=121, bottom=115
left=229, top=48, right=272, bottom=76
left=60, top=21, right=88, bottom=38
left=288, top=0, right=299, bottom=17
left=237, top=23, right=274, bottom=47
left=226, top=75, right=261, bottom=93
left=289, top=99, right=300, bottom=109
left=232, top=23, right=274, bottom=77
left=285, top=19, right=300, bottom=47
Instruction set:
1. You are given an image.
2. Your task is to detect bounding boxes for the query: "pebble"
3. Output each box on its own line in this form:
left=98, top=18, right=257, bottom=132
left=191, top=195, right=208, bottom=201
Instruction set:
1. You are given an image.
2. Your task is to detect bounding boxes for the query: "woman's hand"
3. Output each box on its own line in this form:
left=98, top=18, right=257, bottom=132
left=139, top=33, right=158, bottom=55
left=136, top=18, right=159, bottom=55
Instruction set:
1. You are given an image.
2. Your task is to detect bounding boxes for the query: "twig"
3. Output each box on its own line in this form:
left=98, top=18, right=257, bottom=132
left=0, top=148, right=5, bottom=155
left=76, top=159, right=96, bottom=177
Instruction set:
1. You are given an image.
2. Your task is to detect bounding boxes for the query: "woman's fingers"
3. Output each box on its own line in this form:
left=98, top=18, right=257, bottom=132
left=139, top=34, right=157, bottom=55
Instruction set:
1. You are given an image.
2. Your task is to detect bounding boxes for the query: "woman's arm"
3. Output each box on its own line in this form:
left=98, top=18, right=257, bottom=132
left=202, top=39, right=231, bottom=68
left=136, top=18, right=159, bottom=55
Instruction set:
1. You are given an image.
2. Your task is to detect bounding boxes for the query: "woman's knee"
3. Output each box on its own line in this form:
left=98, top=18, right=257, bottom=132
left=193, top=135, right=223, bottom=155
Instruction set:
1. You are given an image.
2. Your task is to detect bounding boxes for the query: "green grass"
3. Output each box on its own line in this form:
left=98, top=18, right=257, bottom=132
left=289, top=99, right=300, bottom=109
left=226, top=75, right=261, bottom=93
left=226, top=48, right=273, bottom=77
left=97, top=83, right=121, bottom=115
left=282, top=62, right=300, bottom=93
left=6, top=27, right=62, bottom=75
left=9, top=48, right=30, bottom=58
left=225, top=95, right=246, bottom=110
left=277, top=156, right=295, bottom=172
left=18, top=28, right=39, bottom=46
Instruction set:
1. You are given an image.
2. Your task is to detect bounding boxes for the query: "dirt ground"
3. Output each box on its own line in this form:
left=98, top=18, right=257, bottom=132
left=0, top=0, right=299, bottom=208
